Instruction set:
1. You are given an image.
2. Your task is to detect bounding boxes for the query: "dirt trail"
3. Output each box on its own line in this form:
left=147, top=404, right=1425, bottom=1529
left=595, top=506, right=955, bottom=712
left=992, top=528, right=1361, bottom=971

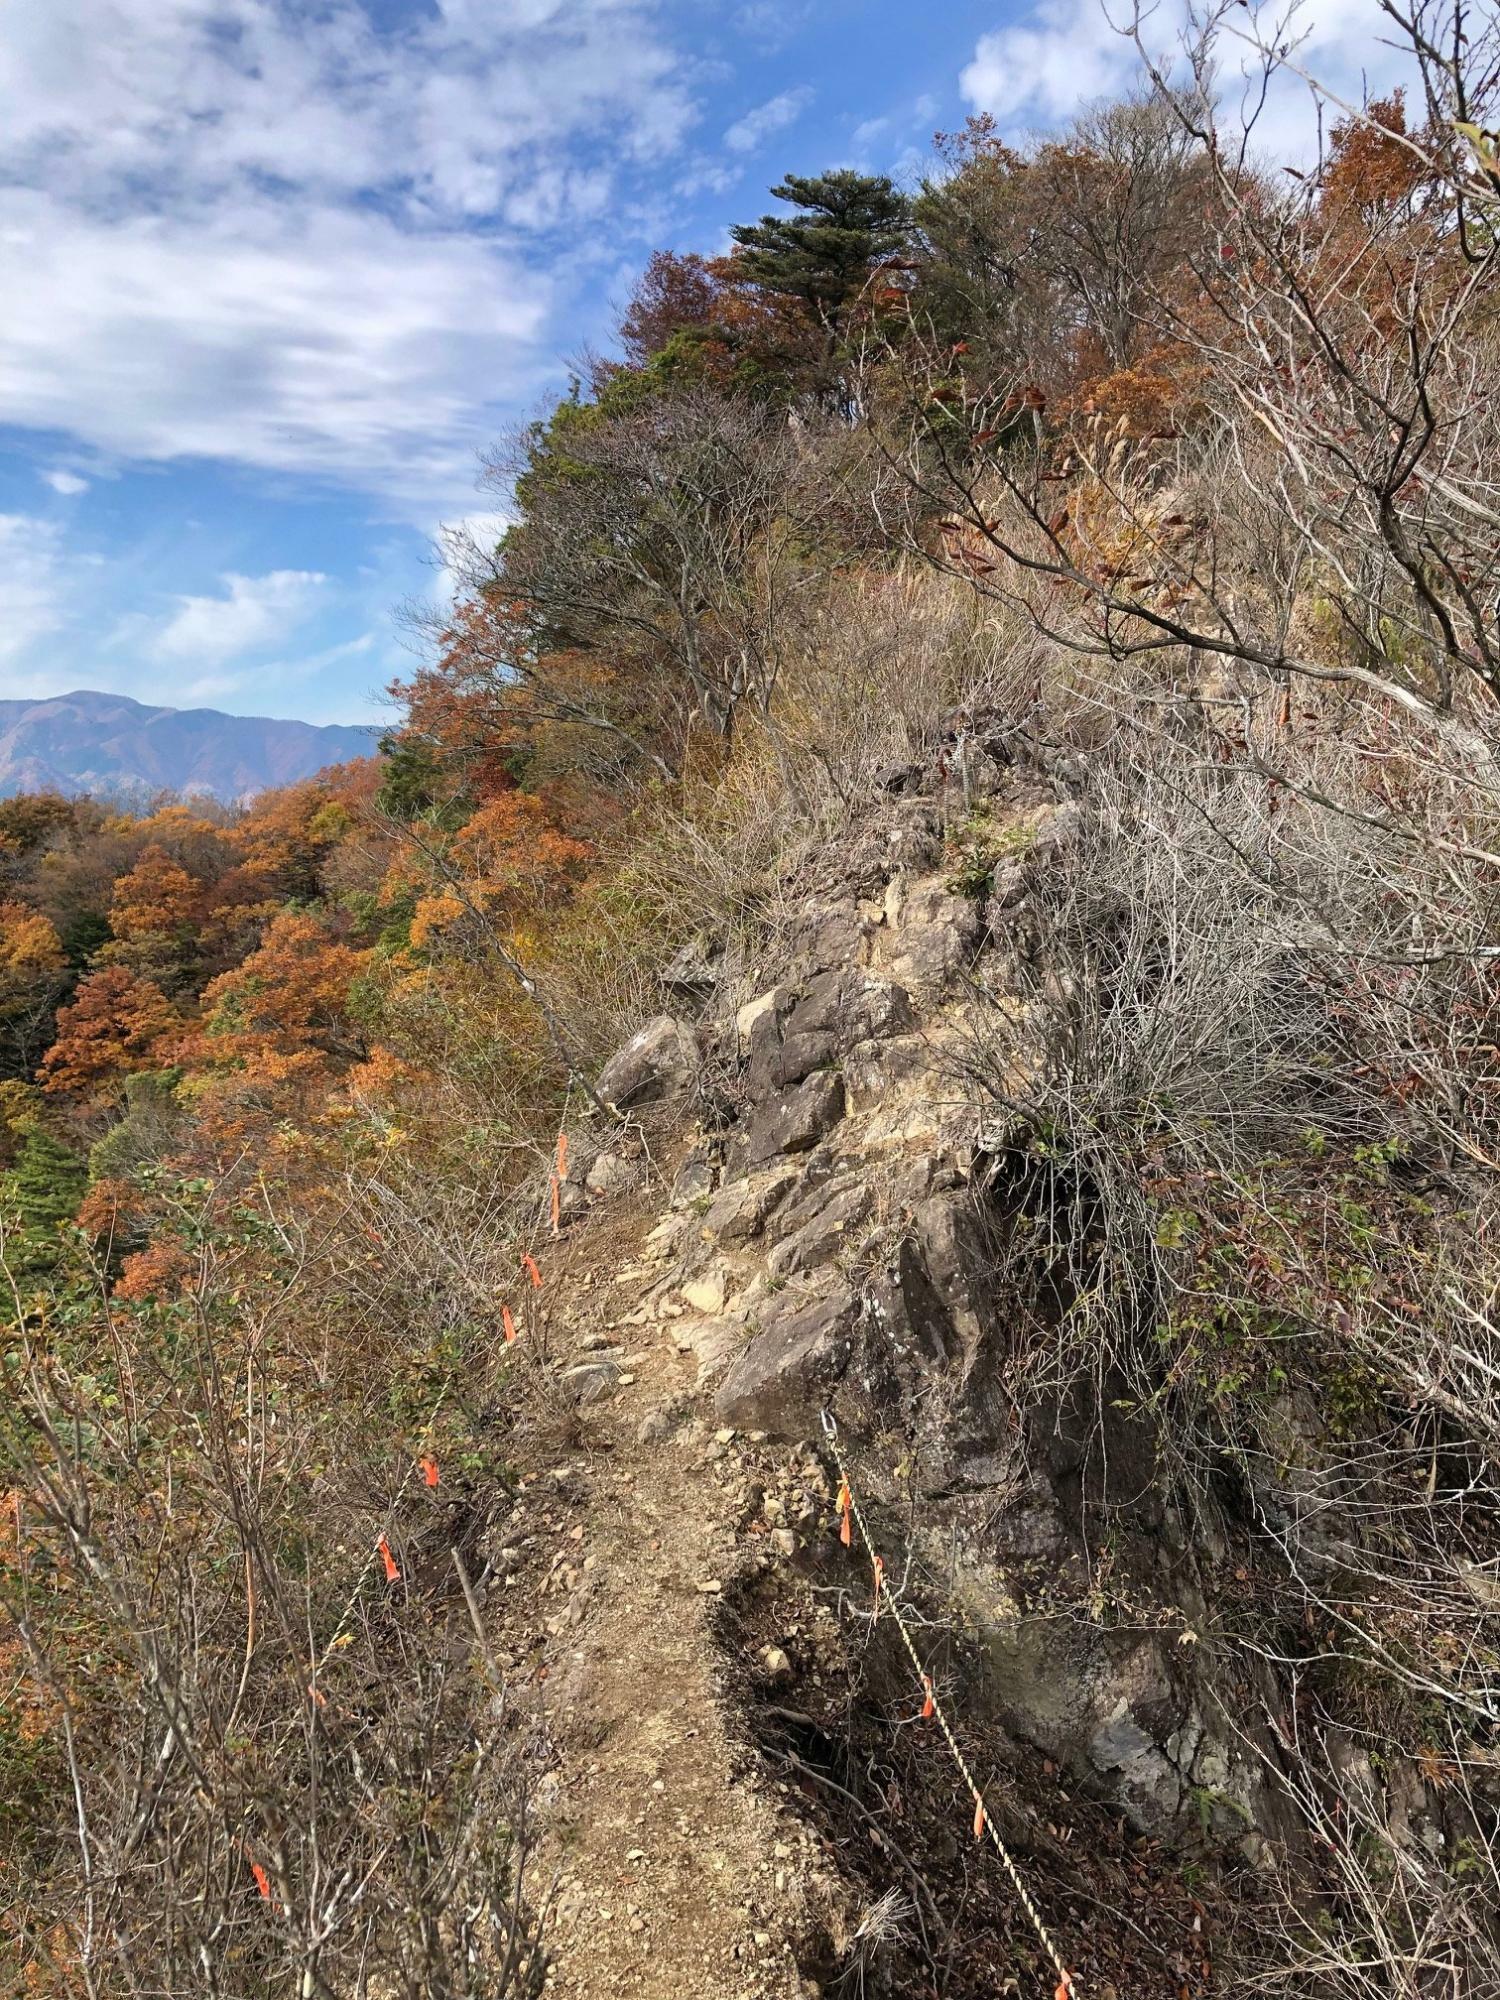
left=496, top=1198, right=827, bottom=2000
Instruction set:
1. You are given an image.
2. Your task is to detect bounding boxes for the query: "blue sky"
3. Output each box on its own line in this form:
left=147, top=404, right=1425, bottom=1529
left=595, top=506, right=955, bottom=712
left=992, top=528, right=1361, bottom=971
left=0, top=0, right=1396, bottom=727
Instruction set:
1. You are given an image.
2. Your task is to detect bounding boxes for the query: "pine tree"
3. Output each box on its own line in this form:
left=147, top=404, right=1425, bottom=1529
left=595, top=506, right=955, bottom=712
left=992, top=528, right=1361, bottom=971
left=4, top=1123, right=86, bottom=1281
left=730, top=170, right=911, bottom=326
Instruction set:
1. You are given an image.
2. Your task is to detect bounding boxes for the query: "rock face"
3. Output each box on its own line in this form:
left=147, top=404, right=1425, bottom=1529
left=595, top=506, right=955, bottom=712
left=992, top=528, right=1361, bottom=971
left=733, top=1070, right=845, bottom=1169
left=595, top=1015, right=698, bottom=1110
left=714, top=1290, right=858, bottom=1433
left=580, top=775, right=1335, bottom=1867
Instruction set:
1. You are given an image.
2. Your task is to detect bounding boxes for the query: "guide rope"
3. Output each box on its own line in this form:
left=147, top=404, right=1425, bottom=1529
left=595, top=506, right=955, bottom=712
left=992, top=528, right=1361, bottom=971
left=820, top=1405, right=1077, bottom=2000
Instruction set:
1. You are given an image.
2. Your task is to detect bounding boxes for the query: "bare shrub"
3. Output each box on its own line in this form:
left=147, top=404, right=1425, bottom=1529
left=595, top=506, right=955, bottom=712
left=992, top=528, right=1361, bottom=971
left=0, top=1154, right=551, bottom=1997
left=885, top=0, right=1500, bottom=777
left=956, top=708, right=1500, bottom=1992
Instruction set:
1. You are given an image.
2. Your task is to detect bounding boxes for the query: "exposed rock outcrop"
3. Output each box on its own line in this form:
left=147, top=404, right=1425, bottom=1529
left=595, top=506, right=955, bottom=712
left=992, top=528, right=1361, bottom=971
left=574, top=760, right=1440, bottom=1924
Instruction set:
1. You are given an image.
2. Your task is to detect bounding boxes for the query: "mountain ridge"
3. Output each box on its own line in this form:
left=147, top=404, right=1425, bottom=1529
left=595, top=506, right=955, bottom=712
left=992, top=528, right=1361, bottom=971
left=0, top=689, right=377, bottom=801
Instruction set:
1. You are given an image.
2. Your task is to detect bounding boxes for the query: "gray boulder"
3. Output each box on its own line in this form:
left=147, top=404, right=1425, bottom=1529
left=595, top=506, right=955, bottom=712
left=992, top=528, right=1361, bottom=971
left=767, top=1179, right=874, bottom=1279
left=734, top=1071, right=845, bottom=1169
left=715, top=1289, right=857, bottom=1435
left=702, top=1165, right=804, bottom=1246
left=595, top=1015, right=698, bottom=1110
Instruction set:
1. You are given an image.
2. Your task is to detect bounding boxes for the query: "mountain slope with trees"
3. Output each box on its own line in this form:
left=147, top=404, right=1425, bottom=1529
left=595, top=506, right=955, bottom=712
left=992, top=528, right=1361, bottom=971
left=0, top=690, right=375, bottom=801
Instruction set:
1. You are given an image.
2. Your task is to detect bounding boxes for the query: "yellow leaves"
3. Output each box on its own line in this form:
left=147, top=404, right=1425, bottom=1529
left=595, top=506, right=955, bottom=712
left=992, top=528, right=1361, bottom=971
left=409, top=890, right=466, bottom=949
left=108, top=847, right=202, bottom=942
left=0, top=900, right=65, bottom=980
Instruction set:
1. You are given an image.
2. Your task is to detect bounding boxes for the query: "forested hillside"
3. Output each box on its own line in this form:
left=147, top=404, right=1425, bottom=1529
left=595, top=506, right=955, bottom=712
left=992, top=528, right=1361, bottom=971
left=5, top=6, right=1500, bottom=1994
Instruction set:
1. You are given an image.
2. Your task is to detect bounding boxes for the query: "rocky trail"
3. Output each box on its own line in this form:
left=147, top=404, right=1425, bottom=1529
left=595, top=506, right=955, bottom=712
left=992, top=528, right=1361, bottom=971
left=450, top=760, right=1368, bottom=1998
left=469, top=1158, right=890, bottom=2000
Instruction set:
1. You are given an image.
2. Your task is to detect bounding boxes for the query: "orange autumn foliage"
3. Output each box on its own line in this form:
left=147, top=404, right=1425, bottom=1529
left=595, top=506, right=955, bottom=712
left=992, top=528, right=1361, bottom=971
left=112, top=1237, right=195, bottom=1302
left=1322, top=91, right=1434, bottom=224
left=41, top=965, right=177, bottom=1099
left=196, top=910, right=369, bottom=1070
left=76, top=1174, right=150, bottom=1239
left=108, top=845, right=203, bottom=940
left=452, top=793, right=591, bottom=912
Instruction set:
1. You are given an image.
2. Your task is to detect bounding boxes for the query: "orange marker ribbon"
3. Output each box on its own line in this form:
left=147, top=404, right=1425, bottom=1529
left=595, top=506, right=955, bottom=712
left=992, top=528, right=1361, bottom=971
left=307, top=1683, right=328, bottom=1710
left=1055, top=1981, right=1074, bottom=2000
left=502, top=1303, right=517, bottom=1344
left=550, top=1174, right=561, bottom=1236
left=419, top=1454, right=440, bottom=1488
left=973, top=1795, right=986, bottom=1840
left=556, top=1133, right=569, bottom=1181
left=836, top=1477, right=852, bottom=1547
left=378, top=1533, right=400, bottom=1583
left=871, top=1554, right=884, bottom=1620
left=251, top=1860, right=272, bottom=1901
left=921, top=1675, right=935, bottom=1720
left=522, top=1252, right=542, bottom=1290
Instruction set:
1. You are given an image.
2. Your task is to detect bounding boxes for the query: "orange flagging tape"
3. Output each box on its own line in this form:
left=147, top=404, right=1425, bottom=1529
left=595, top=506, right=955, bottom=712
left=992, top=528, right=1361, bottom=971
left=556, top=1132, right=569, bottom=1180
left=550, top=1174, right=561, bottom=1236
left=822, top=1409, right=1078, bottom=1998
left=522, top=1252, right=543, bottom=1289
left=251, top=1860, right=272, bottom=1901
left=378, top=1534, right=400, bottom=1583
left=307, top=1683, right=328, bottom=1709
left=502, top=1303, right=517, bottom=1343
left=420, top=1455, right=440, bottom=1488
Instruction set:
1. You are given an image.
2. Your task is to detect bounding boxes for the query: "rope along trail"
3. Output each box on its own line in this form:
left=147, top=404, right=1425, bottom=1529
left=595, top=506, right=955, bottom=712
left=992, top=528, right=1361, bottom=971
left=820, top=1408, right=1077, bottom=2000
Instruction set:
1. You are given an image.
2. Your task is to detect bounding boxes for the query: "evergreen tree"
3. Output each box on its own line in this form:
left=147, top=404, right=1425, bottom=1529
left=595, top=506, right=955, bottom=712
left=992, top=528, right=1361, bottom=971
left=4, top=1122, right=86, bottom=1281
left=730, top=170, right=911, bottom=327
left=375, top=732, right=462, bottom=825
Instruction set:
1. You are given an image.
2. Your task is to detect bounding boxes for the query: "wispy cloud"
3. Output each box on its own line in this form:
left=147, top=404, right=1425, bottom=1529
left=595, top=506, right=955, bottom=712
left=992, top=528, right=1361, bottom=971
left=959, top=0, right=1415, bottom=155
left=849, top=90, right=940, bottom=167
left=0, top=0, right=703, bottom=506
left=0, top=516, right=71, bottom=669
left=151, top=570, right=330, bottom=667
left=40, top=468, right=89, bottom=497
left=724, top=85, right=814, bottom=155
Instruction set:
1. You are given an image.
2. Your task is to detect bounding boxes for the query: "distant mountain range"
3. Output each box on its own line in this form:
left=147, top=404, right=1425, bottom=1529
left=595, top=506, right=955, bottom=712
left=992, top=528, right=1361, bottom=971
left=0, top=691, right=378, bottom=803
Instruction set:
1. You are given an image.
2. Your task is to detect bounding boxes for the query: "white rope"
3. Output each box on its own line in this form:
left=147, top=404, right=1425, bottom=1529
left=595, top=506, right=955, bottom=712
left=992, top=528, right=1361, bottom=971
left=821, top=1407, right=1077, bottom=1999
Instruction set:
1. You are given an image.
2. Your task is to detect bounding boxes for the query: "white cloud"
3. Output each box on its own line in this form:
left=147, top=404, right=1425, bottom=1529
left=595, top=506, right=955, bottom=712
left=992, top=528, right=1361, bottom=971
left=0, top=517, right=71, bottom=669
left=40, top=468, right=90, bottom=497
left=0, top=0, right=702, bottom=504
left=959, top=0, right=1415, bottom=156
left=961, top=0, right=1138, bottom=129
left=151, top=569, right=329, bottom=666
left=2, top=192, right=551, bottom=498
left=724, top=85, right=814, bottom=155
